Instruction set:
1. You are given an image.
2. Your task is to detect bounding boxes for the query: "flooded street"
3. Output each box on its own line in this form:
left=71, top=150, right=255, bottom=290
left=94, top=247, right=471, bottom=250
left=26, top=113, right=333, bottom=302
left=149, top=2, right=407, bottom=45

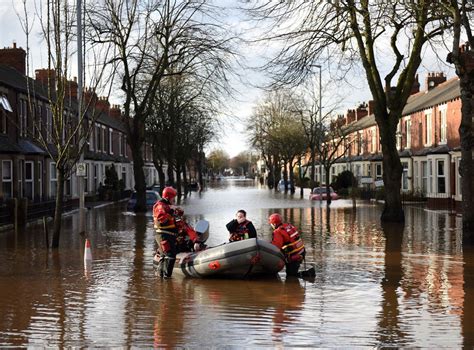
left=0, top=179, right=473, bottom=347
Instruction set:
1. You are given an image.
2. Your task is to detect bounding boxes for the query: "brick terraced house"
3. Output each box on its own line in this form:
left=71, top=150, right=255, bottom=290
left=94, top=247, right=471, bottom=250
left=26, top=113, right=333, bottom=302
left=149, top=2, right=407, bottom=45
left=314, top=72, right=463, bottom=207
left=0, top=42, right=159, bottom=220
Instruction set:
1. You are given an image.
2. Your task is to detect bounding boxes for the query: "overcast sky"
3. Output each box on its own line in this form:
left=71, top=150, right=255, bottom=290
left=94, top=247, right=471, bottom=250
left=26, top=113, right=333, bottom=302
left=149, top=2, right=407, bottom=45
left=0, top=0, right=456, bottom=158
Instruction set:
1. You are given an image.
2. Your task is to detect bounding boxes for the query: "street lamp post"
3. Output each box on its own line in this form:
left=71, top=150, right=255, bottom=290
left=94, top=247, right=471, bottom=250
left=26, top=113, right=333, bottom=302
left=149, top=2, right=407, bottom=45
left=77, top=0, right=85, bottom=234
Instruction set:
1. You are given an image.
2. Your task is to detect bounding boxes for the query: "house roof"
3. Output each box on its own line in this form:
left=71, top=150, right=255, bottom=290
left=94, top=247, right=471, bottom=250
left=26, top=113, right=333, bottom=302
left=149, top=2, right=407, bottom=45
left=0, top=64, right=126, bottom=132
left=403, top=77, right=460, bottom=115
left=341, top=77, right=461, bottom=135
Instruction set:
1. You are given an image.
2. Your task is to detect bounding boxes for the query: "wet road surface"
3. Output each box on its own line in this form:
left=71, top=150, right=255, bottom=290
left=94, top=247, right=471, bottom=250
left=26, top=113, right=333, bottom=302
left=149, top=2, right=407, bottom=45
left=0, top=179, right=472, bottom=347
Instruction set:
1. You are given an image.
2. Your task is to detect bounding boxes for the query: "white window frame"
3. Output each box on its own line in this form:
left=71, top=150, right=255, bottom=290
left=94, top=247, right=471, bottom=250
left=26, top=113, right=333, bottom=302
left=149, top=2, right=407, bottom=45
left=439, top=105, right=447, bottom=144
left=109, top=128, right=113, bottom=154
left=428, top=159, right=433, bottom=194
left=421, top=161, right=428, bottom=195
left=376, top=163, right=382, bottom=179
left=2, top=160, right=13, bottom=199
left=405, top=118, right=411, bottom=149
left=436, top=159, right=446, bottom=194
left=25, top=160, right=34, bottom=200
left=95, top=124, right=101, bottom=152
left=396, top=122, right=402, bottom=150
left=424, top=110, right=432, bottom=146
left=101, top=125, right=106, bottom=153
left=455, top=157, right=462, bottom=199
left=402, top=161, right=409, bottom=191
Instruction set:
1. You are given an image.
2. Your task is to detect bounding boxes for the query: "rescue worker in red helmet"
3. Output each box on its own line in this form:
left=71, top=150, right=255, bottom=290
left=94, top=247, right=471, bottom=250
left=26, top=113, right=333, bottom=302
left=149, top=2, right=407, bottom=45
left=153, top=186, right=201, bottom=278
left=268, top=213, right=305, bottom=277
left=226, top=209, right=257, bottom=242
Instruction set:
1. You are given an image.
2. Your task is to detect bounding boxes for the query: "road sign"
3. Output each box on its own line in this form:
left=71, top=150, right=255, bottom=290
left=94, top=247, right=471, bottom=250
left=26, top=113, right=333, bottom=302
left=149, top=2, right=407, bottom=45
left=76, top=162, right=86, bottom=177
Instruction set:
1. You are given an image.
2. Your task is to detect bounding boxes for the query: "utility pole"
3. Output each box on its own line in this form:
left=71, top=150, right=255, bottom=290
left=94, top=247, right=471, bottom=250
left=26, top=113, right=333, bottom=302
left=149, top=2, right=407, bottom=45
left=77, top=0, right=85, bottom=234
left=312, top=64, right=323, bottom=205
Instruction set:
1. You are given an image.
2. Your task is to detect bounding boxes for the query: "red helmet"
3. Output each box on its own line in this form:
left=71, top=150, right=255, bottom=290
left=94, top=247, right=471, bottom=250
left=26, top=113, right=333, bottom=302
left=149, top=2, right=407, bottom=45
left=268, top=213, right=282, bottom=227
left=162, top=186, right=177, bottom=200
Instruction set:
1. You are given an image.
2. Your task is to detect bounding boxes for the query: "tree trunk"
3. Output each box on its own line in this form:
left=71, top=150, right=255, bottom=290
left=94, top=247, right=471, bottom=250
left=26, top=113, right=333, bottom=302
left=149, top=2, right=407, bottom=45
left=51, top=167, right=65, bottom=248
left=272, top=156, right=279, bottom=190
left=131, top=142, right=147, bottom=212
left=379, top=116, right=404, bottom=222
left=176, top=168, right=182, bottom=204
left=459, top=69, right=474, bottom=243
left=167, top=162, right=175, bottom=186
left=325, top=166, right=332, bottom=206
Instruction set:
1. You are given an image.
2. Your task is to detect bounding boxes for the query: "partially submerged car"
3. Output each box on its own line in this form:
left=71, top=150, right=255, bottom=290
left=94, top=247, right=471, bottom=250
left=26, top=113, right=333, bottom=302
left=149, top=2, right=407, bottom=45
left=309, top=186, right=339, bottom=201
left=127, top=190, right=161, bottom=211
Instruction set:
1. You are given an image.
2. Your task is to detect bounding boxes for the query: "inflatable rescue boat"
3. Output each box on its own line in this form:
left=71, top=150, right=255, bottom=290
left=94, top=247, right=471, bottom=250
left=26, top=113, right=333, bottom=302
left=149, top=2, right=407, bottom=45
left=174, top=237, right=285, bottom=278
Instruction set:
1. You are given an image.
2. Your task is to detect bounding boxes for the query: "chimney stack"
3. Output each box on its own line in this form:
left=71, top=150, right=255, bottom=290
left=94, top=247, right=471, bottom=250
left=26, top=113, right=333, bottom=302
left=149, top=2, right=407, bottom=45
left=0, top=42, right=26, bottom=75
left=110, top=104, right=122, bottom=119
left=425, top=72, right=446, bottom=91
left=410, top=74, right=420, bottom=95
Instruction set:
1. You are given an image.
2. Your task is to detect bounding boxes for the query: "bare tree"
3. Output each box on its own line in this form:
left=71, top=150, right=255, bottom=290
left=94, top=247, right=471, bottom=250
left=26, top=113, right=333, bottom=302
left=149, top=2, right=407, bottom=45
left=88, top=0, right=235, bottom=211
left=445, top=0, right=474, bottom=242
left=18, top=0, right=109, bottom=248
left=246, top=1, right=450, bottom=222
left=248, top=89, right=307, bottom=193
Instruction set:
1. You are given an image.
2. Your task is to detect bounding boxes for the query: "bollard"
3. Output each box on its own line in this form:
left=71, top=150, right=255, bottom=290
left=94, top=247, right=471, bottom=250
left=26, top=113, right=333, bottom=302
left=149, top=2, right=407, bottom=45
left=84, top=238, right=93, bottom=264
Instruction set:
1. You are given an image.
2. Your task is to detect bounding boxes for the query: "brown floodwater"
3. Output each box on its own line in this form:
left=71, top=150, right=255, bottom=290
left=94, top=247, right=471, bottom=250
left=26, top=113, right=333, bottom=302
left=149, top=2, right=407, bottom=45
left=0, top=179, right=473, bottom=347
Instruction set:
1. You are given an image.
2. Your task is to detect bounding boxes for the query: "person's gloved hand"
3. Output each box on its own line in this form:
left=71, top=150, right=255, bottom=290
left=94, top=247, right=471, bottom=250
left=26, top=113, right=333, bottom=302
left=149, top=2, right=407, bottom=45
left=193, top=242, right=202, bottom=252
left=174, top=207, right=184, bottom=217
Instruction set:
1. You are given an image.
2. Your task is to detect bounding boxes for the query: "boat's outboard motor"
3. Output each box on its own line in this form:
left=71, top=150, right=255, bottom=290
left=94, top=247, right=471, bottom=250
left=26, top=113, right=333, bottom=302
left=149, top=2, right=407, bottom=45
left=195, top=220, right=210, bottom=243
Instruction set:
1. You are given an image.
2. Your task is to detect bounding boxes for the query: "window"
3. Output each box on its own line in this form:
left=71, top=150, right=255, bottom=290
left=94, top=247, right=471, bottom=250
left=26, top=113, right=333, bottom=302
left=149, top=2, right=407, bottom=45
left=2, top=160, right=13, bottom=199
left=376, top=163, right=382, bottom=179
left=25, top=161, right=34, bottom=200
left=402, top=162, right=409, bottom=191
left=101, top=126, right=106, bottom=153
left=18, top=160, right=23, bottom=198
left=425, top=111, right=432, bottom=146
left=428, top=160, right=433, bottom=194
left=38, top=161, right=43, bottom=200
left=405, top=119, right=411, bottom=149
left=50, top=163, right=57, bottom=198
left=421, top=161, right=428, bottom=195
left=439, top=108, right=447, bottom=144
left=1, top=94, right=13, bottom=112
left=95, top=124, right=101, bottom=152
left=437, top=160, right=446, bottom=194
left=456, top=157, right=462, bottom=196
left=109, top=128, right=113, bottom=154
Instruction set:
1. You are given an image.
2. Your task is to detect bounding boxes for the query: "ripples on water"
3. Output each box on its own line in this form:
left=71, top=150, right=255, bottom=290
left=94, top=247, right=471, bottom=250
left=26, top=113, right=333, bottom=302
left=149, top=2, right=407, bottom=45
left=0, top=179, right=470, bottom=347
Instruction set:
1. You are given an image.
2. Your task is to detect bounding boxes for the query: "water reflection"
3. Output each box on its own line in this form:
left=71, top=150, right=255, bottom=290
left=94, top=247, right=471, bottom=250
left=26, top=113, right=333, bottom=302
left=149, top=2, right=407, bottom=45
left=0, top=181, right=471, bottom=347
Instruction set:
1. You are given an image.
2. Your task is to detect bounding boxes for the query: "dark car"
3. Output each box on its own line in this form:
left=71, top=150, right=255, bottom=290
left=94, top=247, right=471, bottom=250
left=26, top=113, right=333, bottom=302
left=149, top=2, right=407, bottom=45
left=127, top=190, right=161, bottom=211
